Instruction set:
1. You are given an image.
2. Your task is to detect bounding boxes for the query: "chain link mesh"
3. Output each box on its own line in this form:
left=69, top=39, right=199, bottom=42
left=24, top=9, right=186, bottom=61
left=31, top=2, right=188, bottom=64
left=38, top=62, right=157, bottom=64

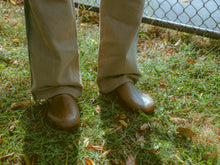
left=74, top=0, right=220, bottom=39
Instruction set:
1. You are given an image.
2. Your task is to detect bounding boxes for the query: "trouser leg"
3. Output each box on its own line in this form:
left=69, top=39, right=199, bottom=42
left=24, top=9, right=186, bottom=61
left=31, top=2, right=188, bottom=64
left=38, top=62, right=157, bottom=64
left=97, top=0, right=145, bottom=93
left=24, top=0, right=82, bottom=100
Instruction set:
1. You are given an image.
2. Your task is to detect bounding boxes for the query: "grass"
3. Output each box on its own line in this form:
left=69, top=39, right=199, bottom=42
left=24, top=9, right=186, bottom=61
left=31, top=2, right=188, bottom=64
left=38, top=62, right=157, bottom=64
left=0, top=1, right=220, bottom=165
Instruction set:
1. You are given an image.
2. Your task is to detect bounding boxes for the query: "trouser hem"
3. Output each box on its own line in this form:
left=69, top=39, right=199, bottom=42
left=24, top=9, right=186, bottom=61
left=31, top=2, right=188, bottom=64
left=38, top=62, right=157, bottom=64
left=32, top=86, right=82, bottom=100
left=97, top=74, right=140, bottom=94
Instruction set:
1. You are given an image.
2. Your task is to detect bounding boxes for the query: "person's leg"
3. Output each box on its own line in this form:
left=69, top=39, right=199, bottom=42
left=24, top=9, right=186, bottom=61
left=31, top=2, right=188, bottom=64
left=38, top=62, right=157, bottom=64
left=97, top=0, right=143, bottom=93
left=24, top=0, right=81, bottom=129
left=98, top=0, right=154, bottom=113
left=24, top=0, right=82, bottom=100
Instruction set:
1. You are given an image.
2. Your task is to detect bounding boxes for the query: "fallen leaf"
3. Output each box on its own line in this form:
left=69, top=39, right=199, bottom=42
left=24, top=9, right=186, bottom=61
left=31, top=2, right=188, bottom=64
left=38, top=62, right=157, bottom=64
left=187, top=59, right=196, bottom=64
left=81, top=23, right=86, bottom=27
left=177, top=127, right=194, bottom=138
left=0, top=139, right=3, bottom=144
left=88, top=144, right=105, bottom=151
left=175, top=39, right=181, bottom=46
left=158, top=78, right=168, bottom=87
left=81, top=118, right=88, bottom=127
left=99, top=149, right=113, bottom=158
left=168, top=96, right=177, bottom=102
left=120, top=114, right=126, bottom=119
left=164, top=41, right=167, bottom=46
left=90, top=38, right=98, bottom=45
left=110, top=159, right=120, bottom=164
left=147, top=147, right=160, bottom=154
left=191, top=99, right=198, bottom=103
left=137, top=43, right=141, bottom=47
left=95, top=105, right=101, bottom=113
left=0, top=152, right=14, bottom=161
left=119, top=120, right=128, bottom=128
left=84, top=158, right=96, bottom=165
left=89, top=81, right=96, bottom=89
left=217, top=136, right=220, bottom=140
left=147, top=42, right=153, bottom=45
left=126, top=154, right=136, bottom=165
left=12, top=38, right=20, bottom=43
left=136, top=135, right=145, bottom=147
left=11, top=102, right=31, bottom=109
left=175, top=153, right=185, bottom=164
left=140, top=123, right=148, bottom=131
left=10, top=0, right=16, bottom=5
left=102, top=128, right=113, bottom=135
left=167, top=50, right=174, bottom=54
left=9, top=125, right=15, bottom=131
left=3, top=41, right=6, bottom=46
left=167, top=113, right=185, bottom=122
left=83, top=138, right=90, bottom=148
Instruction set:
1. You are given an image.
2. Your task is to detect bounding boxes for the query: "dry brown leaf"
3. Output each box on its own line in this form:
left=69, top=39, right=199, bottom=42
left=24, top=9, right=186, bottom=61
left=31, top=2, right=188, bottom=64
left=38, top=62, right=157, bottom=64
left=126, top=154, right=136, bottom=165
left=0, top=152, right=14, bottom=161
left=99, top=149, right=113, bottom=158
left=11, top=102, right=31, bottom=109
left=140, top=123, right=148, bottom=131
left=137, top=43, right=142, bottom=47
left=187, top=59, right=196, bottom=64
left=88, top=144, right=106, bottom=151
left=168, top=96, right=177, bottom=101
left=177, top=127, right=194, bottom=138
left=0, top=139, right=3, bottom=144
left=95, top=105, right=101, bottom=113
left=147, top=147, right=160, bottom=154
left=158, top=78, right=168, bottom=87
left=167, top=113, right=185, bottom=122
left=9, top=125, right=15, bottom=131
left=110, top=159, right=120, bottom=164
left=81, top=118, right=88, bottom=127
left=84, top=158, right=96, bottom=165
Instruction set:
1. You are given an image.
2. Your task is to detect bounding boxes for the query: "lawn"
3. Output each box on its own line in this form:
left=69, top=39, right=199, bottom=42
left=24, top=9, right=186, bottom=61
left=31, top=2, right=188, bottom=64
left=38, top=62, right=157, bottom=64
left=0, top=1, right=219, bottom=165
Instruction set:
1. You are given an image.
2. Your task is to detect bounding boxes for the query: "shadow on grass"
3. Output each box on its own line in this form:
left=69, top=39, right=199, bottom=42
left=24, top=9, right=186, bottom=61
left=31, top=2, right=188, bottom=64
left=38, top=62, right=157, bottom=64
left=20, top=104, right=80, bottom=164
left=98, top=94, right=163, bottom=165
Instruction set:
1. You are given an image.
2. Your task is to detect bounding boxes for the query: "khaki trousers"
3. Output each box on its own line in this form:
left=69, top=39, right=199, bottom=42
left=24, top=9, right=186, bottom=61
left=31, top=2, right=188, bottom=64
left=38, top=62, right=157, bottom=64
left=24, top=0, right=144, bottom=100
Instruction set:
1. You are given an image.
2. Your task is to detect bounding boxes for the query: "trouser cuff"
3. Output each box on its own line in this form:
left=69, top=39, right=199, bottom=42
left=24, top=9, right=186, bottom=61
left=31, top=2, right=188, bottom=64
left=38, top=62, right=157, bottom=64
left=32, top=86, right=82, bottom=100
left=97, top=74, right=140, bottom=94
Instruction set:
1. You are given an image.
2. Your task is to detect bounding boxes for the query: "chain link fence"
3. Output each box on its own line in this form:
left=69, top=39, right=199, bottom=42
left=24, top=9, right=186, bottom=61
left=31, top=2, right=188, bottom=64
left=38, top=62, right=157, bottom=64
left=74, top=0, right=220, bottom=39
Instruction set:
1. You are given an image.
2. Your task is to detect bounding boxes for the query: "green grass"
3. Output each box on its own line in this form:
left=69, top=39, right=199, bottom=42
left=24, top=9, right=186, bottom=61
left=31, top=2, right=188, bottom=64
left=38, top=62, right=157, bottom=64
left=0, top=2, right=220, bottom=165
